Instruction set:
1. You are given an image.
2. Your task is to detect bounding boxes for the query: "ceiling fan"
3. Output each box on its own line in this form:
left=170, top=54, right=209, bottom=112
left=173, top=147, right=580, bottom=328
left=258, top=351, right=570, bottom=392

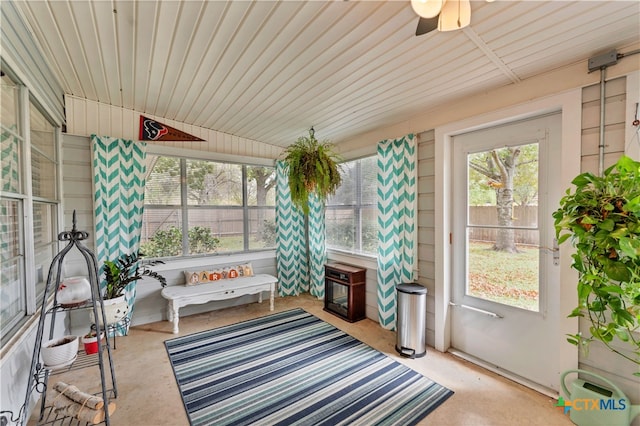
left=413, top=0, right=494, bottom=36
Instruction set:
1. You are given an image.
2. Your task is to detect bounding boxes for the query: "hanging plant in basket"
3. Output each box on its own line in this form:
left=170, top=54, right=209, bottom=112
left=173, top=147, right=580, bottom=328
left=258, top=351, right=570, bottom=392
left=282, top=128, right=342, bottom=213
left=553, top=155, right=640, bottom=369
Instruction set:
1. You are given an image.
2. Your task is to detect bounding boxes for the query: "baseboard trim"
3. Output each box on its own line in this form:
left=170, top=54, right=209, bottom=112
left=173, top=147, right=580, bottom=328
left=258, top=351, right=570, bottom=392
left=448, top=349, right=559, bottom=399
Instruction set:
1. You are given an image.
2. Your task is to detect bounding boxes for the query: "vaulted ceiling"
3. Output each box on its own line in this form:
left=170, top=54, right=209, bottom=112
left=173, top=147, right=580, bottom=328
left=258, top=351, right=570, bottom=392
left=14, top=0, right=640, bottom=148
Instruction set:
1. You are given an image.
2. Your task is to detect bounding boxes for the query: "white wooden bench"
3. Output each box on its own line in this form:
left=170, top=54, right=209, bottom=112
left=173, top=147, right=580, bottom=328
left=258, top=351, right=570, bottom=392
left=161, top=274, right=278, bottom=333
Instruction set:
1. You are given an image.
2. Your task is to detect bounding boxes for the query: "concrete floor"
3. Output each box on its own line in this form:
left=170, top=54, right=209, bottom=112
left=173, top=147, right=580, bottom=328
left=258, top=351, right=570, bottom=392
left=34, top=293, right=573, bottom=425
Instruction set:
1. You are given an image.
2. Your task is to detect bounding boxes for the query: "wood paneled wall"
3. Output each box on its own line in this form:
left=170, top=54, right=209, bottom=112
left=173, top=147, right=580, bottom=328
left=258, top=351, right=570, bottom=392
left=416, top=130, right=437, bottom=346
left=578, top=76, right=639, bottom=403
left=60, top=133, right=278, bottom=332
left=61, top=134, right=95, bottom=278
left=60, top=77, right=640, bottom=404
left=581, top=77, right=628, bottom=173
left=65, top=95, right=283, bottom=160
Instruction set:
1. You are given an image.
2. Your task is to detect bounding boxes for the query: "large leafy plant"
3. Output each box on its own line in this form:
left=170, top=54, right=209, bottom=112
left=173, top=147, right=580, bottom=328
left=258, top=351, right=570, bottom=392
left=282, top=128, right=342, bottom=214
left=103, top=251, right=166, bottom=299
left=553, top=155, right=640, bottom=367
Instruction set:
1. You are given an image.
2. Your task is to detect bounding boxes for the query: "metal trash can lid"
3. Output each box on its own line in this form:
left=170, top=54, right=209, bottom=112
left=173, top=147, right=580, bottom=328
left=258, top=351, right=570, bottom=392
left=396, top=283, right=427, bottom=294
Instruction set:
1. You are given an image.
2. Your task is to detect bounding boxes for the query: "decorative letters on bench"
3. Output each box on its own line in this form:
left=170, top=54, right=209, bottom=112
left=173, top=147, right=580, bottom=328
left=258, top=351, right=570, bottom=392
left=161, top=273, right=277, bottom=333
left=183, top=263, right=254, bottom=285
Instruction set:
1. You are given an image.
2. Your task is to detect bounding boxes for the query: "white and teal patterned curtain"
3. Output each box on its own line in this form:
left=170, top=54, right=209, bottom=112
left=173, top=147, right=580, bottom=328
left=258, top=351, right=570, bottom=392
left=307, top=192, right=326, bottom=298
left=92, top=134, right=147, bottom=334
left=275, top=160, right=309, bottom=296
left=376, top=134, right=417, bottom=330
left=1, top=129, right=20, bottom=298
left=275, top=161, right=327, bottom=298
left=1, top=128, right=19, bottom=192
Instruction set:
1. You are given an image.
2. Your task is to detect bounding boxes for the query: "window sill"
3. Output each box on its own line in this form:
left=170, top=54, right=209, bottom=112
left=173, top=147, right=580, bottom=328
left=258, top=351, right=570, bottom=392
left=149, top=250, right=276, bottom=272
left=326, top=249, right=377, bottom=270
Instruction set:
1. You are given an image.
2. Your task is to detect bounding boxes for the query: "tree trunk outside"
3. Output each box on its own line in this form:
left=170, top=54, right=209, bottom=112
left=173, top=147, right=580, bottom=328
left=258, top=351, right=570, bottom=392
left=252, top=168, right=276, bottom=241
left=492, top=149, right=519, bottom=252
left=494, top=186, right=517, bottom=252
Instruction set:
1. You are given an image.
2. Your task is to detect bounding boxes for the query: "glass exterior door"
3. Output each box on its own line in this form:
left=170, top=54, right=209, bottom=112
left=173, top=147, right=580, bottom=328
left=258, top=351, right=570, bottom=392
left=450, top=113, right=563, bottom=392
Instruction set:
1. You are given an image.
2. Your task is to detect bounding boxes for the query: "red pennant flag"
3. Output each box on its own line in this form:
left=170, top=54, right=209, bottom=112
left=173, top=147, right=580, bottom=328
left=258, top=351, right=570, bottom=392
left=139, top=115, right=204, bottom=142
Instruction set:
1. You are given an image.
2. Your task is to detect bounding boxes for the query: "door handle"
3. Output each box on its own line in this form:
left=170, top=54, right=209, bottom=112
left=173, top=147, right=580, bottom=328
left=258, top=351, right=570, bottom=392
left=449, top=302, right=503, bottom=318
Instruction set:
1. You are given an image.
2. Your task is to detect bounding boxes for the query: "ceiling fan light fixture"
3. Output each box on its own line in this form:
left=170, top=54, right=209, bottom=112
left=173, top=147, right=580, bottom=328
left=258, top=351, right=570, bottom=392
left=411, top=0, right=443, bottom=19
left=438, top=0, right=471, bottom=31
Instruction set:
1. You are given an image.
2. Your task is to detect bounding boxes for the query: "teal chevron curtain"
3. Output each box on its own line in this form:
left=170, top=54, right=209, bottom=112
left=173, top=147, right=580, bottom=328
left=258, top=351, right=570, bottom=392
left=1, top=128, right=19, bottom=192
left=92, top=135, right=147, bottom=335
left=376, top=134, right=417, bottom=330
left=1, top=129, right=20, bottom=293
left=275, top=161, right=326, bottom=297
left=307, top=192, right=326, bottom=298
left=275, top=160, right=309, bottom=296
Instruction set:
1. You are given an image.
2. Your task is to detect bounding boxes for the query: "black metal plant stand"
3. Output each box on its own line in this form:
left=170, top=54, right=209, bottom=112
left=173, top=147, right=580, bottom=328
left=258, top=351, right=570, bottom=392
left=21, top=212, right=117, bottom=425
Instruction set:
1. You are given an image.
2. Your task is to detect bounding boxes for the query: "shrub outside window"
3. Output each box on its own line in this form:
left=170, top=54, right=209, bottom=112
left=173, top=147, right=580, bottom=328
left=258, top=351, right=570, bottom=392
left=325, top=156, right=377, bottom=256
left=141, top=155, right=275, bottom=258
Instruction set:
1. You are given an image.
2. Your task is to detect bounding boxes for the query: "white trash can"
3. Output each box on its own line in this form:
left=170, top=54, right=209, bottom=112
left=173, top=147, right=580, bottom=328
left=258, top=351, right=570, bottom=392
left=395, top=283, right=427, bottom=358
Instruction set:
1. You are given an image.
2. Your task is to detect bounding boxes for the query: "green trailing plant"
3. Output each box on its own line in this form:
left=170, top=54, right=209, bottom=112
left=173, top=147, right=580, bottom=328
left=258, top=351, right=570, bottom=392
left=282, top=128, right=342, bottom=214
left=103, top=251, right=167, bottom=300
left=553, top=155, right=640, bottom=368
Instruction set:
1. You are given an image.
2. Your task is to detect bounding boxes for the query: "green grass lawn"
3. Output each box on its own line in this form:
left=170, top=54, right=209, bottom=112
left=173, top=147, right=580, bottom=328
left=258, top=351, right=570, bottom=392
left=217, top=238, right=539, bottom=311
left=467, top=241, right=539, bottom=311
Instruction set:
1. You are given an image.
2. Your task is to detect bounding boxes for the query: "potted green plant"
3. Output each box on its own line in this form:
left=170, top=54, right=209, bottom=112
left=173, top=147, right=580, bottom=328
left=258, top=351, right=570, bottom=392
left=553, top=155, right=640, bottom=368
left=92, top=251, right=166, bottom=325
left=282, top=128, right=342, bottom=213
left=81, top=329, right=104, bottom=355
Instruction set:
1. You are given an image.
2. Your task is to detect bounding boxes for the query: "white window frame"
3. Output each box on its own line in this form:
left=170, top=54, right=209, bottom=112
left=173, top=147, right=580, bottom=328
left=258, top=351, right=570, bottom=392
left=142, top=149, right=276, bottom=259
left=325, top=155, right=377, bottom=258
left=0, top=67, right=62, bottom=347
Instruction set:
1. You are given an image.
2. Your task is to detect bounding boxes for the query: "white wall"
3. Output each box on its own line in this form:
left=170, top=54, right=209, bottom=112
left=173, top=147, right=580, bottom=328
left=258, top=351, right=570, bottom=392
left=0, top=308, right=66, bottom=424
left=336, top=43, right=640, bottom=158
left=4, top=41, right=639, bottom=425
left=132, top=252, right=277, bottom=326
left=59, top=133, right=280, bottom=332
left=625, top=72, right=640, bottom=160
left=577, top=75, right=639, bottom=404
left=62, top=63, right=640, bottom=400
left=65, top=95, right=283, bottom=160
left=336, top=57, right=640, bottom=407
left=416, top=130, right=437, bottom=346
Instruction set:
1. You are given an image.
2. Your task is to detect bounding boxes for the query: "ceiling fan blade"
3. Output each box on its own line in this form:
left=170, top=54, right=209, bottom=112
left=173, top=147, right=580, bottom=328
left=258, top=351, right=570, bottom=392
left=415, top=16, right=439, bottom=36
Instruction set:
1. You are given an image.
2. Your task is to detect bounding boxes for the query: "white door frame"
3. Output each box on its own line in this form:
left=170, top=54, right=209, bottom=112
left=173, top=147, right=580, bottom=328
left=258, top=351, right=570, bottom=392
left=434, top=89, right=582, bottom=384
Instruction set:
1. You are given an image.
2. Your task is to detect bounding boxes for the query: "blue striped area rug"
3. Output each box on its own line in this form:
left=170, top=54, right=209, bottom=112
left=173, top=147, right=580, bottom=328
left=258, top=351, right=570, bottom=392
left=165, top=308, right=453, bottom=426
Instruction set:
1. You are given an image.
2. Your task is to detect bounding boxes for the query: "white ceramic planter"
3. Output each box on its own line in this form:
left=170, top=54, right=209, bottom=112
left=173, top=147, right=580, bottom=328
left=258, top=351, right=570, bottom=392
left=90, top=295, right=130, bottom=325
left=41, top=335, right=79, bottom=367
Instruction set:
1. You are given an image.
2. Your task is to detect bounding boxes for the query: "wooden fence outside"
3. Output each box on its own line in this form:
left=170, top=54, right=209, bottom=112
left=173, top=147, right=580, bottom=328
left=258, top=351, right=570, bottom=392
left=468, top=206, right=539, bottom=246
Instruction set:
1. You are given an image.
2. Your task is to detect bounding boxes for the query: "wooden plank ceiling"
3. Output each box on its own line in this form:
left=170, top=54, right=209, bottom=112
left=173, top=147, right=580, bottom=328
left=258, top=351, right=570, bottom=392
left=15, top=0, right=640, bottom=148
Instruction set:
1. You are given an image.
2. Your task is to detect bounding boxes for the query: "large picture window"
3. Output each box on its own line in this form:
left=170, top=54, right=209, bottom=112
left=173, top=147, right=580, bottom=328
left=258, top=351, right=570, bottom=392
left=325, top=156, right=377, bottom=256
left=141, top=155, right=276, bottom=258
left=1, top=68, right=60, bottom=344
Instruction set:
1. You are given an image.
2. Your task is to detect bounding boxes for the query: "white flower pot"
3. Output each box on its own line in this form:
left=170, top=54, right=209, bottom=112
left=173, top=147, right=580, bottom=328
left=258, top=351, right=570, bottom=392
left=90, top=295, right=129, bottom=325
left=41, top=335, right=79, bottom=367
